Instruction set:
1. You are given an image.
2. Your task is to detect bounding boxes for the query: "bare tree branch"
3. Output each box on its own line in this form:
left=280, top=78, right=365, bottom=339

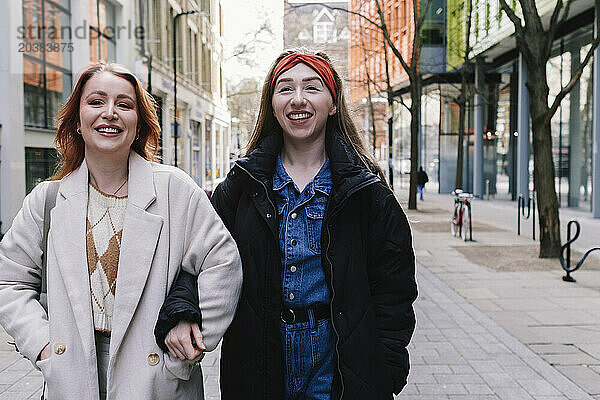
left=498, top=0, right=523, bottom=35
left=373, top=0, right=411, bottom=74
left=546, top=34, right=600, bottom=124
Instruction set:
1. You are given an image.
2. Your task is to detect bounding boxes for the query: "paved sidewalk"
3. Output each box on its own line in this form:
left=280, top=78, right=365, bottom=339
left=400, top=264, right=593, bottom=399
left=401, top=189, right=600, bottom=398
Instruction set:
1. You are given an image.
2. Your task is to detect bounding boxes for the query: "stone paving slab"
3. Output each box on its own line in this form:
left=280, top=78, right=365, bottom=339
left=403, top=191, right=600, bottom=399
left=396, top=264, right=593, bottom=400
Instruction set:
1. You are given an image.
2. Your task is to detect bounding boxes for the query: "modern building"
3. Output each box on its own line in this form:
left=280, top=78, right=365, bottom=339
left=444, top=0, right=598, bottom=215
left=348, top=0, right=446, bottom=171
left=0, top=0, right=231, bottom=235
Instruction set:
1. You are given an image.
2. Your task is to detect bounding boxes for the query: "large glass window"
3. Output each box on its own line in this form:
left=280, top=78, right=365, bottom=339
left=420, top=0, right=445, bottom=45
left=202, top=42, right=212, bottom=91
left=89, top=0, right=116, bottom=62
left=25, top=147, right=58, bottom=194
left=22, top=0, right=72, bottom=129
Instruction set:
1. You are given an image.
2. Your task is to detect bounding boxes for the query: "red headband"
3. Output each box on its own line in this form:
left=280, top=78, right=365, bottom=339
left=271, top=53, right=338, bottom=103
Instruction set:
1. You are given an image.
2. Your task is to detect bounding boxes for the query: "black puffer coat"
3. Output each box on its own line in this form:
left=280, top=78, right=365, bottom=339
left=155, top=129, right=417, bottom=399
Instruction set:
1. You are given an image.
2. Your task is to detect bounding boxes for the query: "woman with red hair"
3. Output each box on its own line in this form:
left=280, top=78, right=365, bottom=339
left=155, top=50, right=417, bottom=399
left=0, top=61, right=242, bottom=399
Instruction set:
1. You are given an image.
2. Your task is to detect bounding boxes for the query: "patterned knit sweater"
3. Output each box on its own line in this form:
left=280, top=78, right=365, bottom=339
left=86, top=181, right=128, bottom=334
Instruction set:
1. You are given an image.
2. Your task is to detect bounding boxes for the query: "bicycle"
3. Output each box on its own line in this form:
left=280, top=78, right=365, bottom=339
left=450, top=189, right=473, bottom=241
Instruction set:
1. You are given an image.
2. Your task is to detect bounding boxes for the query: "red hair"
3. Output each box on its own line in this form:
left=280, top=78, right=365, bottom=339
left=52, top=61, right=161, bottom=180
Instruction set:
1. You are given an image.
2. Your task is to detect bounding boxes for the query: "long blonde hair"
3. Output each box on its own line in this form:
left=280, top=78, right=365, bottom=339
left=246, top=49, right=387, bottom=183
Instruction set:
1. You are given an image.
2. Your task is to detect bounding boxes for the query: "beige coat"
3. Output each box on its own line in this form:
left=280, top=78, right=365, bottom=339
left=0, top=151, right=242, bottom=400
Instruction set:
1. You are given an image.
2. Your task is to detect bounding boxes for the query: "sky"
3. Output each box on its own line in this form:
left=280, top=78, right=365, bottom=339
left=222, top=0, right=284, bottom=86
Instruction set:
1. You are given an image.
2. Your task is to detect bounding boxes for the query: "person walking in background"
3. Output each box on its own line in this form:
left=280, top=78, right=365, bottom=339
left=155, top=50, right=417, bottom=400
left=0, top=61, right=242, bottom=400
left=417, top=166, right=429, bottom=200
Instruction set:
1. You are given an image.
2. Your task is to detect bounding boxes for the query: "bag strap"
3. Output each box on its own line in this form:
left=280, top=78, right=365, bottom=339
left=41, top=181, right=60, bottom=297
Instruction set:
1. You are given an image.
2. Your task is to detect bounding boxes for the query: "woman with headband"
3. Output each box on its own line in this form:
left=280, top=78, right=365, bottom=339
left=155, top=50, right=417, bottom=399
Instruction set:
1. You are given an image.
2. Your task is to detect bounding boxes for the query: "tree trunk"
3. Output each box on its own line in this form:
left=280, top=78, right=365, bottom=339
left=408, top=72, right=421, bottom=209
left=527, top=63, right=561, bottom=257
left=366, top=81, right=377, bottom=157
left=455, top=0, right=473, bottom=191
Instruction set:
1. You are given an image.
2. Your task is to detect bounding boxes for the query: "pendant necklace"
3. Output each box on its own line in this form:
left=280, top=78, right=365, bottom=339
left=112, top=177, right=128, bottom=195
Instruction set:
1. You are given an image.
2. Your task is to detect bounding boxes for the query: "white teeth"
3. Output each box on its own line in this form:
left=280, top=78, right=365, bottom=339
left=97, top=127, right=120, bottom=133
left=288, top=113, right=311, bottom=120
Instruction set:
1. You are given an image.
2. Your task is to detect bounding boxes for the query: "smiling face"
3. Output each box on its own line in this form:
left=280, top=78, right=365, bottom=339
left=78, top=72, right=138, bottom=161
left=271, top=63, right=336, bottom=144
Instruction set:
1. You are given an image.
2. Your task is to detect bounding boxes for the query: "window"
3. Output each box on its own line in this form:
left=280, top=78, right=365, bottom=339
left=191, top=32, right=199, bottom=84
left=202, top=42, right=212, bottom=91
left=485, top=2, right=491, bottom=35
left=313, top=22, right=333, bottom=43
left=205, top=118, right=212, bottom=182
left=215, top=125, right=221, bottom=178
left=22, top=0, right=72, bottom=129
left=150, top=0, right=162, bottom=60
left=176, top=19, right=184, bottom=74
left=190, top=120, right=201, bottom=184
left=25, top=147, right=58, bottom=194
left=167, top=6, right=174, bottom=69
left=89, top=0, right=116, bottom=62
left=201, top=0, right=211, bottom=16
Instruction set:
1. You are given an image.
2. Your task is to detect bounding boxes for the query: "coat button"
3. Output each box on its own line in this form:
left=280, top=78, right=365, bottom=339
left=54, top=342, right=66, bottom=355
left=230, top=169, right=235, bottom=176
left=251, top=192, right=259, bottom=198
left=290, top=265, right=297, bottom=273
left=266, top=213, right=272, bottom=218
left=291, top=212, right=298, bottom=219
left=147, top=353, right=160, bottom=366
left=289, top=292, right=295, bottom=300
left=291, top=239, right=297, bottom=246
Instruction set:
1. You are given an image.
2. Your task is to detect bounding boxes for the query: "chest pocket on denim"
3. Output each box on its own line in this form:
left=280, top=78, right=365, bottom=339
left=305, top=201, right=326, bottom=254
left=277, top=200, right=287, bottom=234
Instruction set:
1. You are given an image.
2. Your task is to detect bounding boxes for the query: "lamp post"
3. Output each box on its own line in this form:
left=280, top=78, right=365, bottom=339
left=173, top=10, right=205, bottom=167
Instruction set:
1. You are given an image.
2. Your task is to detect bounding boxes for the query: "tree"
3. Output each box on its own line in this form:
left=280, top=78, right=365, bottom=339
left=291, top=0, right=432, bottom=209
left=351, top=19, right=395, bottom=163
left=371, top=0, right=432, bottom=209
left=498, top=0, right=600, bottom=257
left=227, top=78, right=262, bottom=156
left=453, top=0, right=473, bottom=190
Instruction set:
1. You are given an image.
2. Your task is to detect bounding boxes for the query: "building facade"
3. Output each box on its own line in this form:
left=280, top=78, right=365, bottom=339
left=284, top=0, right=350, bottom=82
left=442, top=0, right=598, bottom=214
left=0, top=0, right=231, bottom=235
left=348, top=0, right=446, bottom=172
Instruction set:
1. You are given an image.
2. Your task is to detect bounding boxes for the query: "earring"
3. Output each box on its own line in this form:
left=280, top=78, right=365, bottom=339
left=77, top=128, right=82, bottom=134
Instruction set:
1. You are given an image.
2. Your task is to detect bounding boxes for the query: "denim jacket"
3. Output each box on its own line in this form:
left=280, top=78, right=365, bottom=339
left=273, top=156, right=332, bottom=307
